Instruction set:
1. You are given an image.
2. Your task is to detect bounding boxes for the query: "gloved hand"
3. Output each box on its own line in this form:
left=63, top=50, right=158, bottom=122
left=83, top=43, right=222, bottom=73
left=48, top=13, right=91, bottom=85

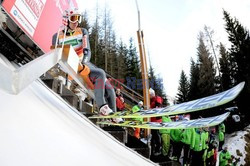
left=79, top=64, right=90, bottom=76
left=82, top=48, right=90, bottom=64
left=83, top=48, right=89, bottom=56
left=79, top=64, right=94, bottom=90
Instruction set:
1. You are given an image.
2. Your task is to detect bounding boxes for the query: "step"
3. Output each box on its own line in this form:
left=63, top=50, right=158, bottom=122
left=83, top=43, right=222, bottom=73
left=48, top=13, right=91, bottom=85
left=102, top=126, right=127, bottom=144
left=125, top=134, right=149, bottom=158
left=60, top=86, right=78, bottom=108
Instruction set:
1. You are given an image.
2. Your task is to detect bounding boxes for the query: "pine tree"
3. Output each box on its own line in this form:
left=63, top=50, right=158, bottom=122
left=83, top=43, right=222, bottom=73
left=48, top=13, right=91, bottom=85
left=79, top=11, right=90, bottom=31
left=148, top=64, right=157, bottom=89
left=125, top=38, right=141, bottom=92
left=223, top=10, right=250, bottom=84
left=89, top=5, right=101, bottom=65
left=223, top=10, right=250, bottom=118
left=148, top=64, right=168, bottom=106
left=176, top=70, right=189, bottom=104
left=160, top=88, right=169, bottom=106
left=197, top=32, right=216, bottom=97
left=188, top=58, right=200, bottom=100
left=95, top=39, right=105, bottom=69
left=117, top=40, right=128, bottom=80
left=108, top=33, right=118, bottom=77
left=219, top=43, right=232, bottom=90
left=148, top=65, right=160, bottom=95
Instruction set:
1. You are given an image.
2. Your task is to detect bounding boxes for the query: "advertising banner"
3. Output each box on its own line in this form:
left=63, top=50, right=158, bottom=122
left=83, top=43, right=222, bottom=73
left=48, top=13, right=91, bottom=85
left=2, top=0, right=78, bottom=52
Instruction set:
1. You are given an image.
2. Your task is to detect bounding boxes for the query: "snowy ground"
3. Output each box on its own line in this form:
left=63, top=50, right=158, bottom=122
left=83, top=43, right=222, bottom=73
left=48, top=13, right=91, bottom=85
left=216, top=125, right=250, bottom=166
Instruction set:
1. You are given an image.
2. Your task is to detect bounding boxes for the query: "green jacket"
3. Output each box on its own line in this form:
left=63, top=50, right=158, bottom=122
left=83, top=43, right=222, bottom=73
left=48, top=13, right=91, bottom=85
left=219, top=131, right=225, bottom=142
left=219, top=150, right=231, bottom=166
left=170, top=128, right=182, bottom=142
left=191, top=129, right=206, bottom=151
left=202, top=131, right=209, bottom=149
left=181, top=128, right=194, bottom=145
left=131, top=105, right=143, bottom=122
left=219, top=123, right=225, bottom=133
left=160, top=116, right=172, bottom=134
left=207, top=148, right=214, bottom=159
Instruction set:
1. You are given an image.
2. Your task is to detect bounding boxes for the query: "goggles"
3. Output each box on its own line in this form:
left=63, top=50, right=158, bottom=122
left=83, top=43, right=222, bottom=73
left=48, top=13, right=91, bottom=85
left=69, top=15, right=81, bottom=23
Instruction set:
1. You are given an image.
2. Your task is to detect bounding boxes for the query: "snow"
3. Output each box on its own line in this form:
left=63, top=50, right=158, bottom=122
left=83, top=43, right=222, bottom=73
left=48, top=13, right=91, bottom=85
left=216, top=125, right=250, bottom=166
left=0, top=58, right=156, bottom=166
left=226, top=130, right=247, bottom=165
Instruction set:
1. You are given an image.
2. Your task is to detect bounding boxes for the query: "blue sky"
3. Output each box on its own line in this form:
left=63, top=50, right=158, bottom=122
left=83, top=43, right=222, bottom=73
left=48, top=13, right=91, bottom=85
left=77, top=0, right=250, bottom=100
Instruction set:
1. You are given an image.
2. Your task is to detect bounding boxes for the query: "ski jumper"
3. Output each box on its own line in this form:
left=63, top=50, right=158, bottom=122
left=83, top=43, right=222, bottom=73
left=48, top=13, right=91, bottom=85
left=52, top=28, right=117, bottom=112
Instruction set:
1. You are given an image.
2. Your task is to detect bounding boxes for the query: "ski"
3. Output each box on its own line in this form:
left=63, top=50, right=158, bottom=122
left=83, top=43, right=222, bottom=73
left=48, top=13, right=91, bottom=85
left=97, top=112, right=230, bottom=129
left=89, top=82, right=245, bottom=119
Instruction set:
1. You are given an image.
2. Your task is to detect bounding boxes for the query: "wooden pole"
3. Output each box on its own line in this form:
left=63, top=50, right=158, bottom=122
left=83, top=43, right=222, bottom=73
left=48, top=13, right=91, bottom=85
left=135, top=0, right=150, bottom=143
left=137, top=30, right=150, bottom=109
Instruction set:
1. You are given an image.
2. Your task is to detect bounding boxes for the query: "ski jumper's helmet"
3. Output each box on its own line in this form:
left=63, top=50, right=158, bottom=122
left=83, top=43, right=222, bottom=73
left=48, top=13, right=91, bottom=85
left=63, top=8, right=82, bottom=24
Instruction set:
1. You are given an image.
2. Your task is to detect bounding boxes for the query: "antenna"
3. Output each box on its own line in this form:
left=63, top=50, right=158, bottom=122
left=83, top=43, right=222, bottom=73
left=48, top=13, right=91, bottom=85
left=135, top=0, right=141, bottom=30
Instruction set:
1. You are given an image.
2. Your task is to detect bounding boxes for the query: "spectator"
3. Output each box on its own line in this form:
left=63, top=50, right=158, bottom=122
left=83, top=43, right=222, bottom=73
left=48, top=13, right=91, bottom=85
left=131, top=101, right=144, bottom=139
left=206, top=143, right=215, bottom=166
left=202, top=127, right=209, bottom=165
left=159, top=116, right=172, bottom=160
left=219, top=123, right=226, bottom=133
left=206, top=127, right=218, bottom=166
left=180, top=117, right=194, bottom=166
left=213, top=142, right=218, bottom=166
left=115, top=88, right=125, bottom=112
left=206, top=140, right=218, bottom=166
left=170, top=127, right=183, bottom=162
left=149, top=88, right=163, bottom=157
left=190, top=128, right=205, bottom=166
left=149, top=88, right=163, bottom=109
left=219, top=147, right=231, bottom=166
left=209, top=127, right=216, bottom=145
left=218, top=123, right=225, bottom=151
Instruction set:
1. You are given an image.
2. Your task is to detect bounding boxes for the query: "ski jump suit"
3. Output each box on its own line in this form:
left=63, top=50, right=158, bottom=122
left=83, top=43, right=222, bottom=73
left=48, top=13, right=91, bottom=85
left=52, top=27, right=117, bottom=112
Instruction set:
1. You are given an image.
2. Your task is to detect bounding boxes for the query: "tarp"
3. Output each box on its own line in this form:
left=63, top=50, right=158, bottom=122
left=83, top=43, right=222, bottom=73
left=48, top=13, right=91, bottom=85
left=0, top=58, right=155, bottom=165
